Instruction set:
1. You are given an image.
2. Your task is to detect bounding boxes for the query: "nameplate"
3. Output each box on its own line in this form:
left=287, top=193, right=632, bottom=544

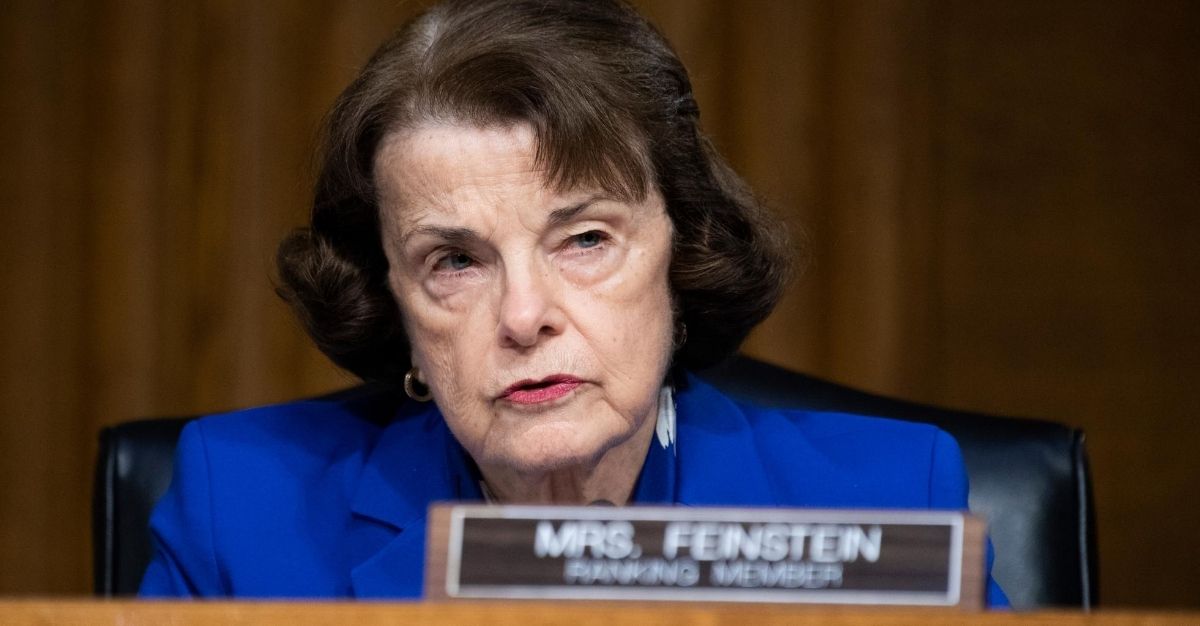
left=425, top=504, right=985, bottom=608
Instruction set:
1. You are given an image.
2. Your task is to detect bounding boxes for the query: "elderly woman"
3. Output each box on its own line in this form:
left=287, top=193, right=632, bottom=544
left=141, top=0, right=1007, bottom=606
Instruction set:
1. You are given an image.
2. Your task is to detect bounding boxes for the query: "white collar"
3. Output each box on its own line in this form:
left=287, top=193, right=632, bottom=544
left=655, top=385, right=676, bottom=451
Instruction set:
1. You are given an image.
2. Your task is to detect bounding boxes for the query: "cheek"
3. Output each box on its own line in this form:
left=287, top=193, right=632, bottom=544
left=587, top=249, right=676, bottom=376
left=619, top=234, right=674, bottom=330
left=405, top=318, right=494, bottom=447
left=405, top=309, right=478, bottom=392
left=392, top=272, right=473, bottom=390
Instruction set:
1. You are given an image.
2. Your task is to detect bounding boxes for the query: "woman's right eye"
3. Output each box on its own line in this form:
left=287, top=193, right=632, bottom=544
left=429, top=250, right=476, bottom=274
left=433, top=251, right=474, bottom=272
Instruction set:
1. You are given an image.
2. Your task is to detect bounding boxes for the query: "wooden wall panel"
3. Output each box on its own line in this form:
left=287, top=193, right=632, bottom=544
left=0, top=0, right=92, bottom=594
left=0, top=0, right=1196, bottom=607
left=933, top=1, right=1200, bottom=607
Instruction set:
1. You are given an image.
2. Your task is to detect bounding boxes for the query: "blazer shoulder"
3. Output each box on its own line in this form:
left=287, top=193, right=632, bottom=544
left=168, top=385, right=410, bottom=525
left=141, top=386, right=408, bottom=596
left=730, top=398, right=967, bottom=508
left=188, top=384, right=402, bottom=462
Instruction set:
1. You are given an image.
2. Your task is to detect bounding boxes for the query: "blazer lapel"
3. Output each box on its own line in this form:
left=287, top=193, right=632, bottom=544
left=347, top=400, right=483, bottom=598
left=673, top=373, right=777, bottom=507
left=349, top=520, right=429, bottom=598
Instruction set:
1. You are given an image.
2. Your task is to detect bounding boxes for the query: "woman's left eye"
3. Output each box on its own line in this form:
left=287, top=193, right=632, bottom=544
left=569, top=230, right=607, bottom=249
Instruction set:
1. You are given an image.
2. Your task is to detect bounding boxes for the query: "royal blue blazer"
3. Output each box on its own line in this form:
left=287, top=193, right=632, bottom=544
left=140, top=373, right=1009, bottom=607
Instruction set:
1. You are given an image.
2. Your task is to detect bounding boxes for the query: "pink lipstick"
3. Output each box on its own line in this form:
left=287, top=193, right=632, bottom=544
left=500, top=375, right=583, bottom=404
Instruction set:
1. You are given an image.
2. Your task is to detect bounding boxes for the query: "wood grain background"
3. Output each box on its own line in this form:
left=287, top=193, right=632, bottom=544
left=1, top=0, right=1196, bottom=607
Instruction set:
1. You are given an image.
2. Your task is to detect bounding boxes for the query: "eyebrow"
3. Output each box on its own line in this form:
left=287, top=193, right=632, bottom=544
left=402, top=225, right=478, bottom=248
left=401, top=196, right=606, bottom=247
left=546, top=195, right=604, bottom=229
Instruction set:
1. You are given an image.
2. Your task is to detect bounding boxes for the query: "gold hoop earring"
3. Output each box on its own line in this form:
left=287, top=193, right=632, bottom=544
left=403, top=367, right=433, bottom=402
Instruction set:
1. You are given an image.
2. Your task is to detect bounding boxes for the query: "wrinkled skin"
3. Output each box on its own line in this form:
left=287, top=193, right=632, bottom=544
left=375, top=122, right=675, bottom=504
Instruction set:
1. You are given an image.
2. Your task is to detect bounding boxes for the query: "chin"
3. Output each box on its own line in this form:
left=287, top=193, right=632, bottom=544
left=491, top=425, right=616, bottom=475
left=501, top=452, right=589, bottom=476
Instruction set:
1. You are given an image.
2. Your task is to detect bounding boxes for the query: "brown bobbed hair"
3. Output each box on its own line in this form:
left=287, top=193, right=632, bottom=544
left=276, top=0, right=793, bottom=383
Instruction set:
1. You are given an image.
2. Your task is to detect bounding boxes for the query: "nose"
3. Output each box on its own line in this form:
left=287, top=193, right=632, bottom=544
left=496, top=258, right=566, bottom=349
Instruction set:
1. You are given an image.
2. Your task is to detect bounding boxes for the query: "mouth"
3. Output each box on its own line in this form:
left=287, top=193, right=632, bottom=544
left=499, top=374, right=584, bottom=405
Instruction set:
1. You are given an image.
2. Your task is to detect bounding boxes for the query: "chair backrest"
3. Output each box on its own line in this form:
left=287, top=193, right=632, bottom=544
left=697, top=357, right=1098, bottom=609
left=94, top=355, right=1097, bottom=607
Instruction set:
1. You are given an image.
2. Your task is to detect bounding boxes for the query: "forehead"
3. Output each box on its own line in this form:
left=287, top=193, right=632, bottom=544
left=374, top=123, right=566, bottom=226
left=376, top=122, right=540, bottom=193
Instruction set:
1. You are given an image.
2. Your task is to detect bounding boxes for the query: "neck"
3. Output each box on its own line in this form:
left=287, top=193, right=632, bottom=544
left=478, top=404, right=660, bottom=505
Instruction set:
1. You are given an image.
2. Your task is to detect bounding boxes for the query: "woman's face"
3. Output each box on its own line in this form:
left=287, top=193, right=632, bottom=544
left=376, top=122, right=675, bottom=477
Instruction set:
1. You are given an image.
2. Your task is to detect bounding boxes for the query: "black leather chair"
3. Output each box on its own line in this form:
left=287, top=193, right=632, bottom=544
left=94, top=356, right=1098, bottom=608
